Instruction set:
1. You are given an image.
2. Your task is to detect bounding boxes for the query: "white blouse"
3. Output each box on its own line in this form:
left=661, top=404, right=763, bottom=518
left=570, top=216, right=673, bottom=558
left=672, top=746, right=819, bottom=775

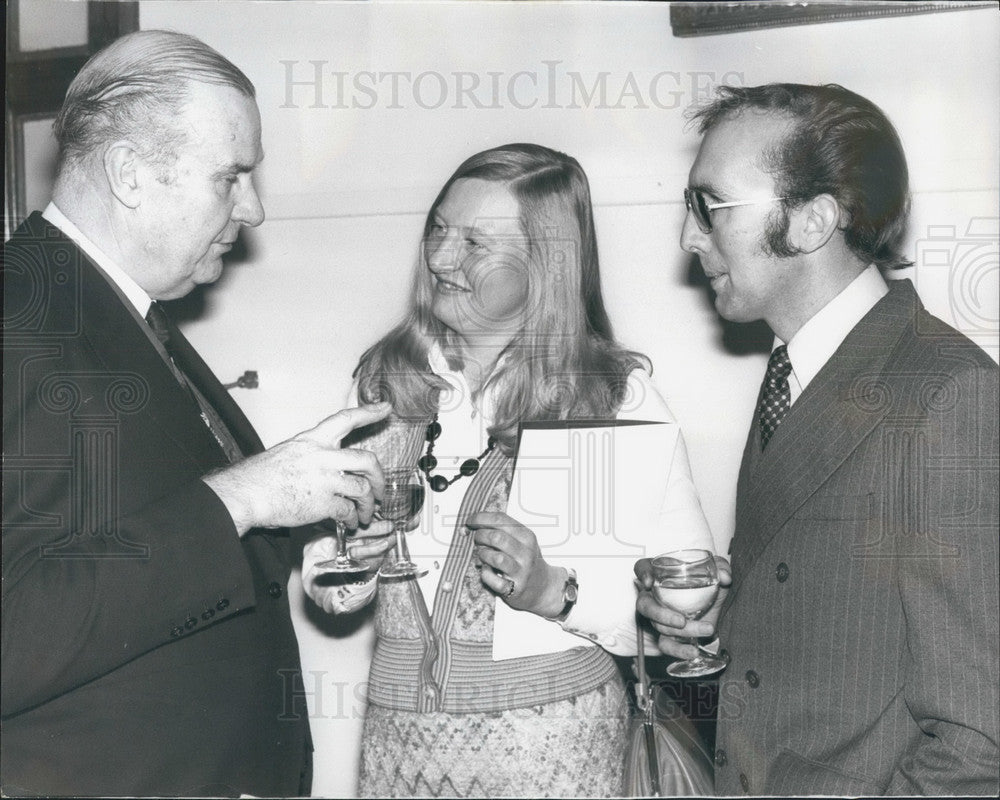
left=302, top=344, right=715, bottom=656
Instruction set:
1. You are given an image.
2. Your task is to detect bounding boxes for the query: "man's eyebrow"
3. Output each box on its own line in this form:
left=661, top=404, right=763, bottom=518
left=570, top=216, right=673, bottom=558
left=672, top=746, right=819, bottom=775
left=688, top=181, right=723, bottom=199
left=215, top=153, right=264, bottom=176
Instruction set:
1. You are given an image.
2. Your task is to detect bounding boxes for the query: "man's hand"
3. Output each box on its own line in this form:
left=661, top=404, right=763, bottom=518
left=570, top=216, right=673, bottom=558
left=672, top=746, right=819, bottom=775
left=203, top=403, right=392, bottom=536
left=634, top=555, right=732, bottom=659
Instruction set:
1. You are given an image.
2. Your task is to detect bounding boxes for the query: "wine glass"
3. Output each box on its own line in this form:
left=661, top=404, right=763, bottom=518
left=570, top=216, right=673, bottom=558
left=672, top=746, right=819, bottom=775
left=378, top=467, right=427, bottom=579
left=651, top=549, right=729, bottom=678
left=313, top=519, right=368, bottom=574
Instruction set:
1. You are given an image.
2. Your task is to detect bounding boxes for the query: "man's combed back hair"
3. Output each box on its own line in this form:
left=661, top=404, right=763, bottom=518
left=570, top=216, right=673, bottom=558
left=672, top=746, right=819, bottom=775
left=54, top=29, right=255, bottom=173
left=690, top=83, right=912, bottom=269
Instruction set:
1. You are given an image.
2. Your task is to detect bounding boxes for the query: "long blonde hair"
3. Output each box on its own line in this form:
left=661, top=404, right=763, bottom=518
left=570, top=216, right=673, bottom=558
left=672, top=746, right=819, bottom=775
left=355, top=143, right=649, bottom=453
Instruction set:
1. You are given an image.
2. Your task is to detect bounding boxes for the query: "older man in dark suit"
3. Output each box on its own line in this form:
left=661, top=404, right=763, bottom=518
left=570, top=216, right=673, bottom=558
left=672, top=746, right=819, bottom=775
left=637, top=83, right=998, bottom=795
left=2, top=30, right=395, bottom=797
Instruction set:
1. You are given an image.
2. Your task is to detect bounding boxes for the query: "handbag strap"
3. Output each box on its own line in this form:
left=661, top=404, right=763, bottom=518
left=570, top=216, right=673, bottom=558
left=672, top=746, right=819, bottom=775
left=635, top=620, right=662, bottom=795
left=635, top=620, right=653, bottom=718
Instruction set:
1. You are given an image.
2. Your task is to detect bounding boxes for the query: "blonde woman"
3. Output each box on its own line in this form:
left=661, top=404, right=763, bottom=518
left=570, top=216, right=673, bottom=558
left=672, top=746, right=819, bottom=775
left=304, top=143, right=714, bottom=797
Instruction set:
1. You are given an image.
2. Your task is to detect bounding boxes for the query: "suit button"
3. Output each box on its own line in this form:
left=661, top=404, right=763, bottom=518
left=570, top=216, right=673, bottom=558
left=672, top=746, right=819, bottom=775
left=267, top=581, right=283, bottom=599
left=216, top=598, right=230, bottom=611
left=170, top=626, right=184, bottom=638
left=776, top=562, right=789, bottom=582
left=714, top=748, right=727, bottom=767
left=740, top=773, right=750, bottom=793
left=184, top=616, right=197, bottom=630
left=745, top=670, right=760, bottom=688
left=201, top=608, right=215, bottom=621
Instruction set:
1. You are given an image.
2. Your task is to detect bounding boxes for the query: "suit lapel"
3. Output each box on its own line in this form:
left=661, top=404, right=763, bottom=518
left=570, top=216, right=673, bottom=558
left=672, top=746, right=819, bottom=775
left=164, top=320, right=264, bottom=456
left=731, top=281, right=920, bottom=581
left=731, top=411, right=760, bottom=558
left=27, top=214, right=252, bottom=469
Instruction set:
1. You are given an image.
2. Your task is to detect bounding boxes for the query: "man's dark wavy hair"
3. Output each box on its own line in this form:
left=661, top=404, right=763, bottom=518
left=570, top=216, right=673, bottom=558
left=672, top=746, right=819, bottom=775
left=690, top=83, right=912, bottom=269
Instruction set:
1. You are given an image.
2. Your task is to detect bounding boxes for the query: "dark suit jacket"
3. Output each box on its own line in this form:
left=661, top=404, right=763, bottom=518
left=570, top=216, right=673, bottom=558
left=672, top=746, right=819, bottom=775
left=715, top=279, right=999, bottom=795
left=2, top=213, right=311, bottom=797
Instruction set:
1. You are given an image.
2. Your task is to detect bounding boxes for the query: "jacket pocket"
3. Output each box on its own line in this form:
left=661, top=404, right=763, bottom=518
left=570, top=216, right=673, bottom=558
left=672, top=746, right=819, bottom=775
left=768, top=749, right=881, bottom=795
left=791, top=492, right=874, bottom=521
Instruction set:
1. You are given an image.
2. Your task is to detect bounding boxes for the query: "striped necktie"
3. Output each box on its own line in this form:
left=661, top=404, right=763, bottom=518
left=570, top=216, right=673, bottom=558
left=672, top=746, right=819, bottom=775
left=145, top=301, right=242, bottom=463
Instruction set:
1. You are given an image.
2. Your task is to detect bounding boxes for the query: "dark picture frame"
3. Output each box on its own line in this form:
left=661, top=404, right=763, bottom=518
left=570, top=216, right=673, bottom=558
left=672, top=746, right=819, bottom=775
left=670, top=1, right=995, bottom=38
left=5, top=0, right=139, bottom=230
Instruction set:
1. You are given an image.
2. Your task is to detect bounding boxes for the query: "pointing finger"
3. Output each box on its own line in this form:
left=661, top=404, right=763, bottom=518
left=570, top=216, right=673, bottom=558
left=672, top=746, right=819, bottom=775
left=309, top=403, right=392, bottom=446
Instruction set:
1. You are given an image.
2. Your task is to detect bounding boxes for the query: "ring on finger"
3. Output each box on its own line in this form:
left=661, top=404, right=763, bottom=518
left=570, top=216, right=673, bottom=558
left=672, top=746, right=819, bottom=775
left=501, top=576, right=516, bottom=600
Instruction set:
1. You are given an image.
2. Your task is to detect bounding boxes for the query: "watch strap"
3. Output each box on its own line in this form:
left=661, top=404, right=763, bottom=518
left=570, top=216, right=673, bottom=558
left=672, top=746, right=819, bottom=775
left=552, top=567, right=578, bottom=622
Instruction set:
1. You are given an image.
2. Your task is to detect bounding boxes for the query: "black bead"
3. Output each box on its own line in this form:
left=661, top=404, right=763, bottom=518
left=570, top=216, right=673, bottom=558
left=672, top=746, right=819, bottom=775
left=429, top=475, right=449, bottom=492
left=486, top=437, right=497, bottom=451
left=459, top=458, right=481, bottom=477
left=418, top=454, right=437, bottom=472
left=426, top=421, right=441, bottom=441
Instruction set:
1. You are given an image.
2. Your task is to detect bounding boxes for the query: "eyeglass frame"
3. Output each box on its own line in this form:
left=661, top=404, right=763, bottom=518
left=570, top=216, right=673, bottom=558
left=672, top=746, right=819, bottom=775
left=683, top=187, right=789, bottom=234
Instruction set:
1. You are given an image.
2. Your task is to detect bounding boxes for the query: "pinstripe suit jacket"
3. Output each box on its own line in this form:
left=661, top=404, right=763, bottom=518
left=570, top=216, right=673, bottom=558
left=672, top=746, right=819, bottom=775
left=714, top=279, right=999, bottom=796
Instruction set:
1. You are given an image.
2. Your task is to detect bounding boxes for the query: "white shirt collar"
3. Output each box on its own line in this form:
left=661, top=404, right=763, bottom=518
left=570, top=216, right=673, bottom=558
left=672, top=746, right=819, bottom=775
left=42, top=202, right=153, bottom=318
left=427, top=341, right=452, bottom=376
left=780, top=264, right=889, bottom=402
left=427, top=341, right=502, bottom=422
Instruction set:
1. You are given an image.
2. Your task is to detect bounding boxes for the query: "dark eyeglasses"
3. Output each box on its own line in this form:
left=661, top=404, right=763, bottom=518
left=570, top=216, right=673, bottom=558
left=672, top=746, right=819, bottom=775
left=684, top=188, right=788, bottom=234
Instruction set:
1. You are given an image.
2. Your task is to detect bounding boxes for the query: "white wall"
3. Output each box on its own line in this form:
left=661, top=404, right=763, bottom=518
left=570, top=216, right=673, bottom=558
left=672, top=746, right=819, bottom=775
left=135, top=3, right=1000, bottom=796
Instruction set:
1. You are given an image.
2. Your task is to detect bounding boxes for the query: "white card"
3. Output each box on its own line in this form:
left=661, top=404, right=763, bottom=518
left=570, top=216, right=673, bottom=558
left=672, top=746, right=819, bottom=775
left=492, top=420, right=678, bottom=660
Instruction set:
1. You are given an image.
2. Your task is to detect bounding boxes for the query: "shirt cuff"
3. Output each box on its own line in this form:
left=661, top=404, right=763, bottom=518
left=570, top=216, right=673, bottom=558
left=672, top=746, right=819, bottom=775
left=554, top=559, right=640, bottom=655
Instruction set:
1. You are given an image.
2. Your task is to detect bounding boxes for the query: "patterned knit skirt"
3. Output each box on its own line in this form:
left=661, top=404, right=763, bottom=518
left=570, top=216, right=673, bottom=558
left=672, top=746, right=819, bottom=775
left=358, top=673, right=628, bottom=798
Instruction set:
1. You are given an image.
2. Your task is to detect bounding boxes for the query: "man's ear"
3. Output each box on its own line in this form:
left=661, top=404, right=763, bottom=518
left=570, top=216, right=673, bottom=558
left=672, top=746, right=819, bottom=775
left=787, top=194, right=841, bottom=254
left=103, top=142, right=144, bottom=209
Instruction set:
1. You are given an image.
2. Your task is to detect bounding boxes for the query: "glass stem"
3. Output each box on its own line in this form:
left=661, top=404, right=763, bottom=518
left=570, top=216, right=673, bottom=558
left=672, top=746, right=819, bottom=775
left=684, top=637, right=707, bottom=663
left=335, top=523, right=349, bottom=560
left=394, top=524, right=410, bottom=564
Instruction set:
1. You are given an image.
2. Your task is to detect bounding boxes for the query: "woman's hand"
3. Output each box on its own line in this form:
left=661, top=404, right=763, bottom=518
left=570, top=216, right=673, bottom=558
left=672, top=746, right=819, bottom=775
left=467, top=511, right=565, bottom=617
left=342, top=517, right=397, bottom=566
left=301, top=519, right=394, bottom=614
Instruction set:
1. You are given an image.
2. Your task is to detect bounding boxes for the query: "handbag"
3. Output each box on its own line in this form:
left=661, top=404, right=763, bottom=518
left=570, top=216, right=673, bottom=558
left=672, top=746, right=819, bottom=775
left=624, top=625, right=715, bottom=796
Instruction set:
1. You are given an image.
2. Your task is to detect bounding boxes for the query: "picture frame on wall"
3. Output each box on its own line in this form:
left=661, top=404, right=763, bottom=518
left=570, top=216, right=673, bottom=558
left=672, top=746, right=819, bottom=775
left=5, top=0, right=139, bottom=233
left=669, top=0, right=996, bottom=38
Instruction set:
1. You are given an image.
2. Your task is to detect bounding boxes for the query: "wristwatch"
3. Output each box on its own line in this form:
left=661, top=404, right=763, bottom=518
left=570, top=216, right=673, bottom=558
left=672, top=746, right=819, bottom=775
left=550, top=568, right=579, bottom=622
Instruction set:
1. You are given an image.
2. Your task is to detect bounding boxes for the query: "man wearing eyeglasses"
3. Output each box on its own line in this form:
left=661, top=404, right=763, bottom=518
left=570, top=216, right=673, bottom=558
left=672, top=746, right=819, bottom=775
left=636, top=84, right=998, bottom=795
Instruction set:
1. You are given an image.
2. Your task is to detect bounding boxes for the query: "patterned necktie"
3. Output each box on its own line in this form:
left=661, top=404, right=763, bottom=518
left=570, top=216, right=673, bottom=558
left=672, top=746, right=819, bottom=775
left=758, top=345, right=793, bottom=450
left=145, top=302, right=242, bottom=463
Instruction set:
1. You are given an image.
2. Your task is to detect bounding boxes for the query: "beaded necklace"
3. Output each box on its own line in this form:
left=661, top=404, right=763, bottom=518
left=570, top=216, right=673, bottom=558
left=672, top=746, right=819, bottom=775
left=418, top=413, right=497, bottom=492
